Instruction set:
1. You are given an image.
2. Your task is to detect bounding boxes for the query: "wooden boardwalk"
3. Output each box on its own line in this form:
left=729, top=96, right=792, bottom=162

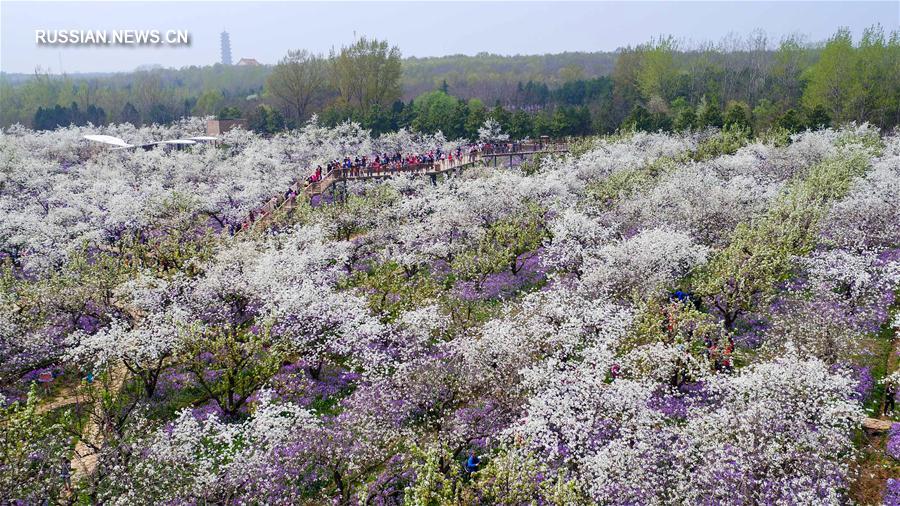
left=246, top=142, right=569, bottom=232
left=479, top=144, right=569, bottom=167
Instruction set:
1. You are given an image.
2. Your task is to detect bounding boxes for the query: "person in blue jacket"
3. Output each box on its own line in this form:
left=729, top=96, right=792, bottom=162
left=465, top=450, right=481, bottom=474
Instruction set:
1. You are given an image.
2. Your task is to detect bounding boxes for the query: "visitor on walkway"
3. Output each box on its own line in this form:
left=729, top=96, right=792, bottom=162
left=885, top=381, right=897, bottom=415
left=60, top=457, right=71, bottom=491
left=38, top=370, right=53, bottom=395
left=721, top=348, right=734, bottom=373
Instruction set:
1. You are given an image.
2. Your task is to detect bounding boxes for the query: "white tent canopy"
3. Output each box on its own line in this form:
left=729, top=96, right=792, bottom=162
left=83, top=135, right=209, bottom=150
left=83, top=134, right=133, bottom=148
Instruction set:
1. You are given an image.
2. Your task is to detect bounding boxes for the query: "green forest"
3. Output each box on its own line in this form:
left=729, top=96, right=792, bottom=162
left=1, top=26, right=897, bottom=137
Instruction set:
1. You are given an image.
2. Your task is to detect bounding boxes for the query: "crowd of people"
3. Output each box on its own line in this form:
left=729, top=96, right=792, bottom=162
left=240, top=140, right=562, bottom=232
left=305, top=145, right=480, bottom=184
left=665, top=291, right=737, bottom=374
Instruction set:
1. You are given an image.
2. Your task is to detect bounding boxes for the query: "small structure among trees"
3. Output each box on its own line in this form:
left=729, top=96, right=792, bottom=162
left=207, top=116, right=247, bottom=135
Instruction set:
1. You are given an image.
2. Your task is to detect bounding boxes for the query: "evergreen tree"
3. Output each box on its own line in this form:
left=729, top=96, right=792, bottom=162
left=120, top=102, right=141, bottom=125
left=723, top=101, right=752, bottom=133
left=698, top=96, right=723, bottom=128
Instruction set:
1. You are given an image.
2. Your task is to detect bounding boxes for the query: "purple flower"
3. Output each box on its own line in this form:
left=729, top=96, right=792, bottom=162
left=452, top=249, right=548, bottom=301
left=648, top=387, right=688, bottom=419
left=885, top=478, right=900, bottom=506
left=887, top=423, right=900, bottom=461
left=75, top=314, right=102, bottom=334
left=851, top=365, right=874, bottom=403
left=155, top=369, right=195, bottom=396
left=191, top=400, right=224, bottom=421
left=828, top=364, right=873, bottom=403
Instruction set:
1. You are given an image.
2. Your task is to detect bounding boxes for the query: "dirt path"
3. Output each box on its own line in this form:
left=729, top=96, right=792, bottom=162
left=862, top=334, right=899, bottom=431
left=69, top=363, right=128, bottom=483
left=851, top=314, right=899, bottom=503
left=35, top=386, right=79, bottom=415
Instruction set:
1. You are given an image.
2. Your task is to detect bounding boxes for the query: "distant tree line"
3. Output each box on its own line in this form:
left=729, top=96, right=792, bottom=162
left=604, top=26, right=898, bottom=136
left=399, top=51, right=618, bottom=102
left=0, top=64, right=268, bottom=129
left=33, top=102, right=107, bottom=130
left=1, top=26, right=896, bottom=137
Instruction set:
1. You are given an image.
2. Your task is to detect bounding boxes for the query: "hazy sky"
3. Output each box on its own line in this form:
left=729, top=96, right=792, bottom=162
left=1, top=1, right=897, bottom=74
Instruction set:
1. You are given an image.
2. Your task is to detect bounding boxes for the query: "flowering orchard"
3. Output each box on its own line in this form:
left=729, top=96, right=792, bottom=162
left=1, top=120, right=898, bottom=504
